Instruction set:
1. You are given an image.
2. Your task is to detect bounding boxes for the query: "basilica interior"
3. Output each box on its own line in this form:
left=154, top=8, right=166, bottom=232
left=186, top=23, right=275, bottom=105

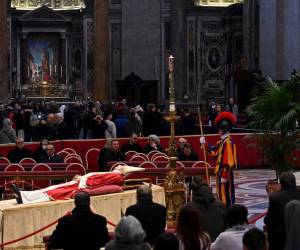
left=0, top=0, right=297, bottom=110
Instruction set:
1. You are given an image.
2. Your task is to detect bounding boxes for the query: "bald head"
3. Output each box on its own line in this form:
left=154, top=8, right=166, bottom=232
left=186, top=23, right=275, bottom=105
left=137, top=185, right=152, bottom=204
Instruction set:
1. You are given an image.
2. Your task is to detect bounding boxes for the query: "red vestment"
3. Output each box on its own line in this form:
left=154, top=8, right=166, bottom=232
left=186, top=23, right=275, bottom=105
left=46, top=172, right=123, bottom=201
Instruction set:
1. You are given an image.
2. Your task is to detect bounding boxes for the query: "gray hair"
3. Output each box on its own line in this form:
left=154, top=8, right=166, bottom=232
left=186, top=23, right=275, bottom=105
left=137, top=185, right=152, bottom=203
left=114, top=215, right=146, bottom=243
left=148, top=134, right=160, bottom=143
left=2, top=118, right=12, bottom=129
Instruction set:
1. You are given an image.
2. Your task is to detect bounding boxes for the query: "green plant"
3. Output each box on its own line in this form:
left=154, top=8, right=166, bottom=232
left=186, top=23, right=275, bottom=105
left=246, top=71, right=300, bottom=175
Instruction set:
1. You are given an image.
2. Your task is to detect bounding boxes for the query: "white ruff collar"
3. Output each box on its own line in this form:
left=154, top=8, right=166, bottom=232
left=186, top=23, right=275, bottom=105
left=221, top=132, right=230, bottom=140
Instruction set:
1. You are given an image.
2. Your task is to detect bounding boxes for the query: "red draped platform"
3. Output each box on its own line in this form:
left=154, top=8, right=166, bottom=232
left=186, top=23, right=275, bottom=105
left=0, top=133, right=264, bottom=172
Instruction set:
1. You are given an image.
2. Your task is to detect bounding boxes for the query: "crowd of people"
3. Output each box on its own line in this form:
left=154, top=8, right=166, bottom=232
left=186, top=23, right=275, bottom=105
left=2, top=133, right=200, bottom=172
left=47, top=180, right=272, bottom=250
left=4, top=137, right=63, bottom=163
left=29, top=160, right=298, bottom=250
left=0, top=98, right=239, bottom=144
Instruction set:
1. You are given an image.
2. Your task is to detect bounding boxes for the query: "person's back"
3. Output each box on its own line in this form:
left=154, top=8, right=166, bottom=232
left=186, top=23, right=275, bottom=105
left=182, top=111, right=196, bottom=135
left=188, top=178, right=226, bottom=241
left=115, top=114, right=129, bottom=138
left=243, top=228, right=267, bottom=250
left=142, top=104, right=163, bottom=136
left=154, top=233, right=179, bottom=250
left=125, top=185, right=167, bottom=245
left=176, top=205, right=210, bottom=250
left=211, top=204, right=250, bottom=250
left=211, top=229, right=246, bottom=250
left=49, top=192, right=109, bottom=250
left=264, top=172, right=300, bottom=250
left=285, top=200, right=300, bottom=250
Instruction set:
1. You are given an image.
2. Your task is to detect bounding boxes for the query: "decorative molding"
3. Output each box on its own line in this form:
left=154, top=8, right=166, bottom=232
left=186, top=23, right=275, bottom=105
left=84, top=18, right=94, bottom=93
left=11, top=0, right=86, bottom=10
left=197, top=18, right=226, bottom=102
left=195, top=0, right=243, bottom=7
left=187, top=16, right=196, bottom=99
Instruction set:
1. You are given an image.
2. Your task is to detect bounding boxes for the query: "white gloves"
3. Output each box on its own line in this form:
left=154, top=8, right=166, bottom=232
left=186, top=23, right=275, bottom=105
left=220, top=178, right=229, bottom=184
left=199, top=136, right=206, bottom=145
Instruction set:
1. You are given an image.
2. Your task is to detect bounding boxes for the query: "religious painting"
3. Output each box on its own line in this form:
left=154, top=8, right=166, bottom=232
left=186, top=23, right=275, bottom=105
left=27, top=34, right=60, bottom=84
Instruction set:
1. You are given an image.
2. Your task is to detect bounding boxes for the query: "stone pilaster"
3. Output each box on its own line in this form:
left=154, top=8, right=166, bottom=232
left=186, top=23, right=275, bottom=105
left=171, top=0, right=187, bottom=102
left=0, top=1, right=8, bottom=102
left=243, top=0, right=259, bottom=71
left=93, top=0, right=109, bottom=101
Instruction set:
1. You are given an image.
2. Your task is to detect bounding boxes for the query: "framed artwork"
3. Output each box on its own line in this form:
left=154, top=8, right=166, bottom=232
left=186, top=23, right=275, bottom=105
left=26, top=33, right=60, bottom=84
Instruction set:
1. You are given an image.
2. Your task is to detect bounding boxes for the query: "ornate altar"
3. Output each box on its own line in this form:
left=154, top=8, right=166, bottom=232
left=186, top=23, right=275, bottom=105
left=8, top=2, right=89, bottom=99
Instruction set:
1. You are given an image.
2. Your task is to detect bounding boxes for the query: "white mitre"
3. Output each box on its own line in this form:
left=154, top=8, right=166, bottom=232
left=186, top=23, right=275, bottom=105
left=113, top=165, right=145, bottom=175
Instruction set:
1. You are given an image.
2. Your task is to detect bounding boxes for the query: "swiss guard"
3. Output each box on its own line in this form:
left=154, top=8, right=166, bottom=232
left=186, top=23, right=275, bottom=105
left=200, top=112, right=238, bottom=208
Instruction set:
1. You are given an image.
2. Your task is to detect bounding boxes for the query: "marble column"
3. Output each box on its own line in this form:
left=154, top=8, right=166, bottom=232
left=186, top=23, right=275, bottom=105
left=94, top=0, right=109, bottom=101
left=171, top=0, right=187, bottom=102
left=259, top=0, right=300, bottom=80
left=0, top=1, right=8, bottom=102
left=243, top=0, right=259, bottom=71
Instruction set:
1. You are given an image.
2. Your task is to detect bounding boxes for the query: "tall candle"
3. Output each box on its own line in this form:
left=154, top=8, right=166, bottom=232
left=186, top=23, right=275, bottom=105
left=50, top=65, right=52, bottom=77
left=168, top=55, right=175, bottom=112
left=61, top=66, right=63, bottom=78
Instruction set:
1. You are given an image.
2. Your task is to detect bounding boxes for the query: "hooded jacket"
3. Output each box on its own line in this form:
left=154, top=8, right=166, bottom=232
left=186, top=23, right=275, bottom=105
left=188, top=183, right=226, bottom=241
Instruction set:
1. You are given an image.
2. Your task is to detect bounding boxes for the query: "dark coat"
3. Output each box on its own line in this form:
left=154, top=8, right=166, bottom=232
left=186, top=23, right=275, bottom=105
left=39, top=153, right=63, bottom=163
left=31, top=123, right=49, bottom=142
left=57, top=121, right=73, bottom=140
left=143, top=144, right=165, bottom=155
left=7, top=147, right=33, bottom=163
left=125, top=201, right=167, bottom=245
left=181, top=114, right=196, bottom=135
left=142, top=111, right=164, bottom=136
left=46, top=124, right=58, bottom=141
left=264, top=188, right=300, bottom=250
left=177, top=152, right=199, bottom=161
left=121, top=142, right=142, bottom=153
left=90, top=120, right=108, bottom=139
left=97, top=149, right=125, bottom=172
left=33, top=146, right=47, bottom=162
left=188, top=185, right=226, bottom=241
left=49, top=207, right=109, bottom=250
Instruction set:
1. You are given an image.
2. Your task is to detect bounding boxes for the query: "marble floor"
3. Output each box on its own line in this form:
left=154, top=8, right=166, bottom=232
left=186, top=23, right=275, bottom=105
left=212, top=169, right=277, bottom=229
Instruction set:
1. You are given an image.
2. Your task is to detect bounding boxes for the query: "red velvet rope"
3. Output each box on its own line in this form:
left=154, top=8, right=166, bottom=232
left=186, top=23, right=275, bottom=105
left=0, top=181, right=117, bottom=247
left=0, top=211, right=117, bottom=247
left=0, top=212, right=71, bottom=248
left=248, top=211, right=267, bottom=224
left=22, top=180, right=41, bottom=190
